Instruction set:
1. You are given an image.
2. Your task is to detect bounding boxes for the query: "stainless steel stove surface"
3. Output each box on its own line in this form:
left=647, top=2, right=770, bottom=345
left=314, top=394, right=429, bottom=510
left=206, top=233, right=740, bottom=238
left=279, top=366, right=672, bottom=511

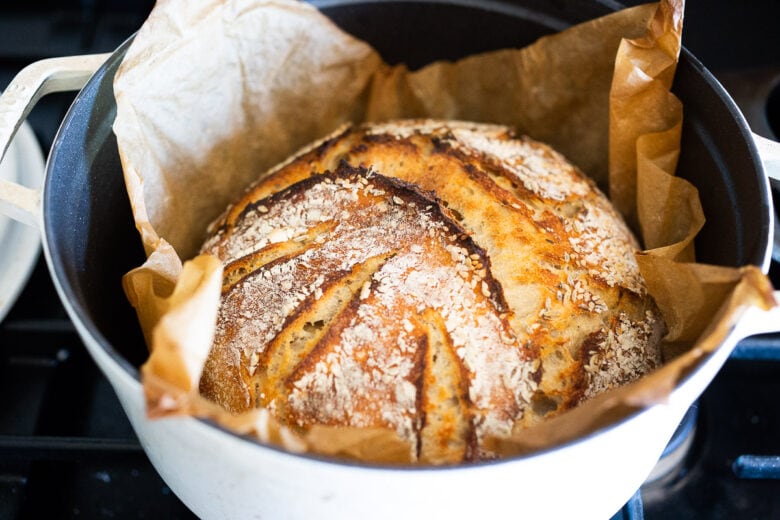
left=1, top=1, right=779, bottom=518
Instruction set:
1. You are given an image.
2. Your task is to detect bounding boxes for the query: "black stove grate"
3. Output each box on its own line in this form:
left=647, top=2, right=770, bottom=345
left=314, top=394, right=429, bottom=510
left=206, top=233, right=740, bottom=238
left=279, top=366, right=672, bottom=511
left=0, top=262, right=195, bottom=519
left=733, top=454, right=780, bottom=480
left=640, top=340, right=780, bottom=519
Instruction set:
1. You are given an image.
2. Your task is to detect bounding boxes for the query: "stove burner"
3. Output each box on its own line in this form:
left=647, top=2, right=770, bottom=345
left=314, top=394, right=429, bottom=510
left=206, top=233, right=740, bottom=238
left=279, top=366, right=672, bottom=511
left=643, top=406, right=699, bottom=487
left=609, top=407, right=701, bottom=519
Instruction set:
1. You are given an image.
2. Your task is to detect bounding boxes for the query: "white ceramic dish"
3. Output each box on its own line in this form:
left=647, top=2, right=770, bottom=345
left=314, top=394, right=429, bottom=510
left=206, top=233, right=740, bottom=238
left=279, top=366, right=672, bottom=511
left=0, top=122, right=43, bottom=323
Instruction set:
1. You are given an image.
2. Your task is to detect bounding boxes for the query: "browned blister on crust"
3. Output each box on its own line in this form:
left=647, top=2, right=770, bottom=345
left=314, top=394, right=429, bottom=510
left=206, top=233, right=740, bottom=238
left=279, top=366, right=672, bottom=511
left=199, top=120, right=665, bottom=463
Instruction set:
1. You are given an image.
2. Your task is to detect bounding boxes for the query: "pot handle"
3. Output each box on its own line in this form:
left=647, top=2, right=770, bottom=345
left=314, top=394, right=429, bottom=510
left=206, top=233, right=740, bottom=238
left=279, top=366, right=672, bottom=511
left=753, top=132, right=780, bottom=188
left=0, top=53, right=110, bottom=228
left=733, top=290, right=780, bottom=339
left=748, top=132, right=780, bottom=335
left=752, top=132, right=780, bottom=267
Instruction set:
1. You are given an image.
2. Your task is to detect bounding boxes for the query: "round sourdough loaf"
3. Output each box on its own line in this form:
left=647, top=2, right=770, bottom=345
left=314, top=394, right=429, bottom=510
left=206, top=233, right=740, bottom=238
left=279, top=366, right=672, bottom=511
left=198, top=120, right=665, bottom=464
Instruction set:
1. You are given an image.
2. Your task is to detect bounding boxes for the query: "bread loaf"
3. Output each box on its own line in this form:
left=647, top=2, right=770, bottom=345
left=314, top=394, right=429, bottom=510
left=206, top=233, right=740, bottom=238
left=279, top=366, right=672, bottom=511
left=198, top=120, right=665, bottom=463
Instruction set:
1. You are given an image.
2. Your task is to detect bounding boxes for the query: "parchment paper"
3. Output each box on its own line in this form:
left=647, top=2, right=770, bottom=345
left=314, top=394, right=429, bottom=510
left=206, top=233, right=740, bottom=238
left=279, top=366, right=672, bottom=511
left=114, top=0, right=777, bottom=463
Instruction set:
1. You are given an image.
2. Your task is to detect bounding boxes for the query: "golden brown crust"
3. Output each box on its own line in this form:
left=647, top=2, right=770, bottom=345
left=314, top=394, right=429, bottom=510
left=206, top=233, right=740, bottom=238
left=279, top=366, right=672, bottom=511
left=199, top=120, right=665, bottom=462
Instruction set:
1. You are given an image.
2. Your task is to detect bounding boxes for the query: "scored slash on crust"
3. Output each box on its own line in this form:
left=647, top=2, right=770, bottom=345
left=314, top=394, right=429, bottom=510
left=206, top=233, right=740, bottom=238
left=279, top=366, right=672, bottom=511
left=198, top=120, right=665, bottom=464
left=200, top=165, right=531, bottom=463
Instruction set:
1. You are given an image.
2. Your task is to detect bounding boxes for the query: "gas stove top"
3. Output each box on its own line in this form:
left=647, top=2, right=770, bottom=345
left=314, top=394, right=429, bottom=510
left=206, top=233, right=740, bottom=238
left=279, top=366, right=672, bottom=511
left=1, top=1, right=779, bottom=518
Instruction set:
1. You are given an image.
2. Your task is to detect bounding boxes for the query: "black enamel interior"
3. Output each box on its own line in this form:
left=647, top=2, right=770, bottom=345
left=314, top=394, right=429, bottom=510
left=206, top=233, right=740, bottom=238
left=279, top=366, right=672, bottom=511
left=42, top=0, right=772, bottom=372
